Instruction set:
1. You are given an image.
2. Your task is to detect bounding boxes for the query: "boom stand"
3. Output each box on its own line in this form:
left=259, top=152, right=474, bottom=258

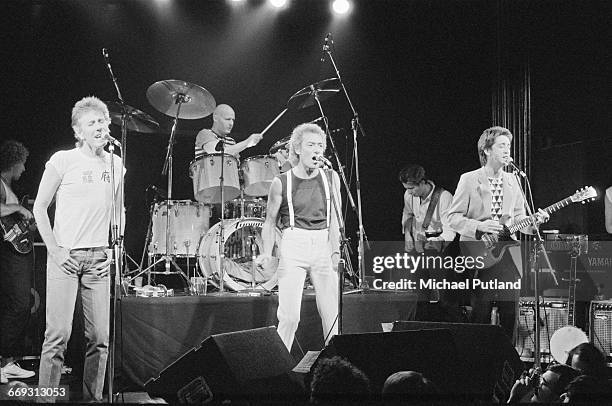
left=323, top=42, right=370, bottom=290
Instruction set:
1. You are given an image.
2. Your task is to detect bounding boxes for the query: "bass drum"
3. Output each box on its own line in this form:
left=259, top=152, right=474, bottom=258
left=197, top=218, right=281, bottom=291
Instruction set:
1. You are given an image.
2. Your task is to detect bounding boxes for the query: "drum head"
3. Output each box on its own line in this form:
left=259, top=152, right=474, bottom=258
left=197, top=218, right=280, bottom=291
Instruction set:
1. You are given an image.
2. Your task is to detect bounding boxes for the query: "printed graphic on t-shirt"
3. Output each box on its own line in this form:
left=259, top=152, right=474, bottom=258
left=82, top=170, right=94, bottom=184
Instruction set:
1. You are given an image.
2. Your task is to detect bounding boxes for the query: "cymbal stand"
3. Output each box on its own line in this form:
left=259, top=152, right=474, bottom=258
left=311, top=89, right=359, bottom=288
left=323, top=36, right=370, bottom=290
left=148, top=95, right=191, bottom=285
left=217, top=138, right=227, bottom=293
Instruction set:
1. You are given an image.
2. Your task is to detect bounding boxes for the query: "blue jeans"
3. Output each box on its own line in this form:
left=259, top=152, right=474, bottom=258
left=38, top=247, right=110, bottom=402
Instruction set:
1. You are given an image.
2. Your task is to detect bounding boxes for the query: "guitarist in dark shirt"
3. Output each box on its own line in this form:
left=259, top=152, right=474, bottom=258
left=0, top=140, right=35, bottom=382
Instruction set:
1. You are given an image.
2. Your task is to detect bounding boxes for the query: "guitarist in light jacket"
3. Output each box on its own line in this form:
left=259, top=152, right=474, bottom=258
left=0, top=140, right=35, bottom=382
left=447, top=126, right=549, bottom=339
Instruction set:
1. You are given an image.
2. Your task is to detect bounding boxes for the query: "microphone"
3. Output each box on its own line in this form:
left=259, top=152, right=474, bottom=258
left=505, top=156, right=526, bottom=177
left=103, top=133, right=122, bottom=149
left=320, top=33, right=332, bottom=62
left=313, top=155, right=333, bottom=169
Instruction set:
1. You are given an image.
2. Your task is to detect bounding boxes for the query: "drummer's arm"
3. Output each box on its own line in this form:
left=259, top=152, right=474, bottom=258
left=223, top=133, right=263, bottom=156
left=261, top=177, right=282, bottom=258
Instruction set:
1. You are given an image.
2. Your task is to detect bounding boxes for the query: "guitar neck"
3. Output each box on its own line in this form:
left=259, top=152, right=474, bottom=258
left=508, top=196, right=574, bottom=234
left=568, top=256, right=578, bottom=326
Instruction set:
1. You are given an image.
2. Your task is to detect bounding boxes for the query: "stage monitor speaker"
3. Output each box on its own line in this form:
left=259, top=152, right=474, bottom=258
left=590, top=300, right=612, bottom=358
left=315, top=329, right=462, bottom=397
left=392, top=321, right=522, bottom=402
left=516, top=297, right=569, bottom=362
left=144, top=326, right=303, bottom=403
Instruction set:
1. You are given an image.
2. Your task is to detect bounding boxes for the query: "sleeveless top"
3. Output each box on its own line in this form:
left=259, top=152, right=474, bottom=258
left=278, top=169, right=330, bottom=230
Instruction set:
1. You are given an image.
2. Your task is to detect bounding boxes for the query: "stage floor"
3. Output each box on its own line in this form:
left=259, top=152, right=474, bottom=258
left=116, top=290, right=418, bottom=388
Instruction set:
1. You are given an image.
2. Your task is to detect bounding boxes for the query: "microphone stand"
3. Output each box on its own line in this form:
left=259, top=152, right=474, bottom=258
left=101, top=48, right=125, bottom=404
left=323, top=37, right=370, bottom=290
left=310, top=89, right=359, bottom=288
left=325, top=165, right=348, bottom=335
left=509, top=161, right=558, bottom=370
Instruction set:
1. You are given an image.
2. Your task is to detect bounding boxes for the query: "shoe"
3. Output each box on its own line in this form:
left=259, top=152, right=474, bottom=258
left=2, top=362, right=35, bottom=379
left=1, top=369, right=7, bottom=384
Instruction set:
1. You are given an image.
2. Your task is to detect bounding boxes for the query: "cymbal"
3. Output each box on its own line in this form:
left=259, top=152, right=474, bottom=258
left=287, top=78, right=340, bottom=110
left=269, top=135, right=291, bottom=154
left=106, top=102, right=160, bottom=133
left=146, top=80, right=216, bottom=120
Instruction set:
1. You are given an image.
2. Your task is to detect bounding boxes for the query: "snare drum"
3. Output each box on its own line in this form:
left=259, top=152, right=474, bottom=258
left=148, top=200, right=210, bottom=256
left=224, top=197, right=267, bottom=219
left=240, top=155, right=279, bottom=197
left=190, top=153, right=241, bottom=203
left=197, top=218, right=280, bottom=291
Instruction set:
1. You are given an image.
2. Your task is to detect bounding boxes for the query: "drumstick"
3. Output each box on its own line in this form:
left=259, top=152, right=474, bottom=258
left=260, top=108, right=287, bottom=137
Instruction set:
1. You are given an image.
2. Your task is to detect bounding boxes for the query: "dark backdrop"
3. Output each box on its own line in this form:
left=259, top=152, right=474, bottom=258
left=4, top=0, right=611, bottom=261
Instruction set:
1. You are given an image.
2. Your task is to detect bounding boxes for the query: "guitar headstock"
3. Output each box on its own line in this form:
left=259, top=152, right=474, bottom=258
left=570, top=186, right=597, bottom=204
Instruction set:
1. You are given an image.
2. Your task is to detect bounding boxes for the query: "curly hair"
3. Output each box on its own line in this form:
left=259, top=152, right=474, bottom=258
left=310, top=356, right=371, bottom=403
left=477, top=126, right=513, bottom=166
left=288, top=123, right=326, bottom=167
left=71, top=96, right=110, bottom=147
left=0, top=140, right=29, bottom=171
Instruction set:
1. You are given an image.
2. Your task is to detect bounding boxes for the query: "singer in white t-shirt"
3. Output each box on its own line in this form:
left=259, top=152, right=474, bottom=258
left=33, top=96, right=125, bottom=402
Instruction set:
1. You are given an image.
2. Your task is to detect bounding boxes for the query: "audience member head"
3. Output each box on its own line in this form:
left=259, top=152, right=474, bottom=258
left=565, top=342, right=607, bottom=377
left=381, top=370, right=438, bottom=401
left=531, top=364, right=581, bottom=403
left=310, top=356, right=371, bottom=403
left=560, top=374, right=612, bottom=403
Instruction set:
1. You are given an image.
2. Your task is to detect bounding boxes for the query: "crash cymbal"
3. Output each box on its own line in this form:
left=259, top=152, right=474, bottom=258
left=287, top=77, right=340, bottom=110
left=105, top=101, right=160, bottom=133
left=146, top=80, right=216, bottom=120
left=269, top=135, right=291, bottom=154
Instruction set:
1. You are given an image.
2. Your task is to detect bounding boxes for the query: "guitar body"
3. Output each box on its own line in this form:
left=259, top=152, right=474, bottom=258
left=1, top=197, right=35, bottom=254
left=463, top=216, right=521, bottom=270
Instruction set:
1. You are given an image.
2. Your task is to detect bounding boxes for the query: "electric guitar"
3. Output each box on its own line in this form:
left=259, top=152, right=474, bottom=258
left=1, top=197, right=36, bottom=254
left=463, top=186, right=597, bottom=270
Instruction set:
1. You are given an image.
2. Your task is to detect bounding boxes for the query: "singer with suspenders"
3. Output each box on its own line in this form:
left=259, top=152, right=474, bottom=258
left=259, top=123, right=341, bottom=352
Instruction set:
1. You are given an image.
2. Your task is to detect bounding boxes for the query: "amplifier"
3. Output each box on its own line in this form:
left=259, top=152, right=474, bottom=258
left=590, top=300, right=612, bottom=358
left=516, top=297, right=569, bottom=362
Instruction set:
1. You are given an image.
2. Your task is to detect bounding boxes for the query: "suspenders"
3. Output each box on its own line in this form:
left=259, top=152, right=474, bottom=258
left=286, top=168, right=330, bottom=229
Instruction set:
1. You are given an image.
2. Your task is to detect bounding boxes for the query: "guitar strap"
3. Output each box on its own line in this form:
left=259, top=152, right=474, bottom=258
left=422, top=185, right=442, bottom=232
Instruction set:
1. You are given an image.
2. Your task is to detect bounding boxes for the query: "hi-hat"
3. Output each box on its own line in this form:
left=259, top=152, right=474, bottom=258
left=287, top=78, right=340, bottom=110
left=146, top=80, right=216, bottom=120
left=269, top=135, right=291, bottom=154
left=105, top=102, right=160, bottom=133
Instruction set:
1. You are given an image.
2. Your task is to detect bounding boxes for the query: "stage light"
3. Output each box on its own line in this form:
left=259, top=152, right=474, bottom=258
left=332, top=0, right=351, bottom=15
left=269, top=0, right=288, bottom=8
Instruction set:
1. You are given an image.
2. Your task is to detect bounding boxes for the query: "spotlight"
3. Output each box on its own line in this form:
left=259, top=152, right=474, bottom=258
left=332, top=0, right=351, bottom=15
left=269, top=0, right=288, bottom=8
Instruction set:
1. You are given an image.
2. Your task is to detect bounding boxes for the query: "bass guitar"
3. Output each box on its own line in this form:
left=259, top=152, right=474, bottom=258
left=1, top=197, right=36, bottom=254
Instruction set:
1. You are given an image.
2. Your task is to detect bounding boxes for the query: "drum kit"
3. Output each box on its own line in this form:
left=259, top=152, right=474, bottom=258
left=124, top=77, right=341, bottom=294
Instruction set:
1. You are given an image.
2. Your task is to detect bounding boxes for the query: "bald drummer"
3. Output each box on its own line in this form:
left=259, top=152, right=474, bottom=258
left=195, top=104, right=263, bottom=158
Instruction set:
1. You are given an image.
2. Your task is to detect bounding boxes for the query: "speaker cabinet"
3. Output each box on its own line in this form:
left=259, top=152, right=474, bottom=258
left=144, top=326, right=303, bottom=403
left=392, top=321, right=522, bottom=402
left=516, top=297, right=571, bottom=361
left=590, top=300, right=612, bottom=357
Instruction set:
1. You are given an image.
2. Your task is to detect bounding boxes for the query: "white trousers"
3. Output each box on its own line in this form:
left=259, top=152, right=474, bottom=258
left=276, top=228, right=339, bottom=351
